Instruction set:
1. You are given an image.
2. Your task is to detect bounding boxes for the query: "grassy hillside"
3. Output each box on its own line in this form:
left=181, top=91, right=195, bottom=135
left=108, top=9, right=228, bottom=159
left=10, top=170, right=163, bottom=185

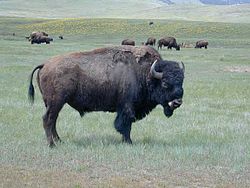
left=201, top=0, right=250, bottom=4
left=171, top=0, right=202, bottom=4
left=2, top=17, right=250, bottom=41
left=0, top=0, right=250, bottom=22
left=0, top=0, right=162, bottom=18
left=0, top=16, right=250, bottom=187
left=137, top=4, right=250, bottom=23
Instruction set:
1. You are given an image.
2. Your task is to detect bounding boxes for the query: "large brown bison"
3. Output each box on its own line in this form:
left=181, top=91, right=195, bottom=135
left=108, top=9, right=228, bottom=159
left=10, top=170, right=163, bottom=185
left=158, top=37, right=180, bottom=51
left=28, top=45, right=185, bottom=147
left=145, top=37, right=156, bottom=46
left=121, top=39, right=135, bottom=46
left=195, top=40, right=208, bottom=49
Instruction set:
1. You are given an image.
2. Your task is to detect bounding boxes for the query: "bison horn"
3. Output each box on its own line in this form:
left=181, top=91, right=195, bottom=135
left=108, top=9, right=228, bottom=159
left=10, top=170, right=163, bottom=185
left=150, top=60, right=163, bottom=79
left=179, top=61, right=185, bottom=73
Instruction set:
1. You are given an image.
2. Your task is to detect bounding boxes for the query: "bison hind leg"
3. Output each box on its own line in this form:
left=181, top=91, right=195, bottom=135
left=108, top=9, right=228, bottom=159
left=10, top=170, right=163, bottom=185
left=43, top=100, right=65, bottom=147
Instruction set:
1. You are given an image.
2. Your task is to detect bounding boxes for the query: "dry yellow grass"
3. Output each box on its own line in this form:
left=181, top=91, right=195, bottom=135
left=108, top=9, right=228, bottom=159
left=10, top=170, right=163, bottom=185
left=1, top=165, right=245, bottom=187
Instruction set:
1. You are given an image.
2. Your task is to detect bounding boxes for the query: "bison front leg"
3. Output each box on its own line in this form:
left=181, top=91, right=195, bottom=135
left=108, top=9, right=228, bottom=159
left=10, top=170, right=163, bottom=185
left=114, top=105, right=135, bottom=144
left=114, top=114, right=132, bottom=144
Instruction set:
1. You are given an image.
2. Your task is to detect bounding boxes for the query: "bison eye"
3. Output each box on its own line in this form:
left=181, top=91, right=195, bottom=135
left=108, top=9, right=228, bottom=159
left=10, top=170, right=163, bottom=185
left=161, top=81, right=169, bottom=89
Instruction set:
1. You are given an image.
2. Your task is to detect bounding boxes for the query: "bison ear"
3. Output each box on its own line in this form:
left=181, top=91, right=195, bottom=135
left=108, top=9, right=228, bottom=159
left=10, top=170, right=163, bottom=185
left=150, top=60, right=163, bottom=79
left=178, top=61, right=185, bottom=73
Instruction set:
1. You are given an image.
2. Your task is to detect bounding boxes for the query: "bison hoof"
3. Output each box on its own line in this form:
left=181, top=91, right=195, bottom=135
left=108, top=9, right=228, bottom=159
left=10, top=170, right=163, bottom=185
left=53, top=136, right=61, bottom=143
left=122, top=137, right=132, bottom=144
left=48, top=142, right=56, bottom=148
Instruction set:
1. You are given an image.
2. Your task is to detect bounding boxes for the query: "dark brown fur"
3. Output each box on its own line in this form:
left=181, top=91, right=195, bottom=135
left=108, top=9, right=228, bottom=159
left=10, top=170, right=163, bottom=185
left=145, top=37, right=156, bottom=46
left=28, top=46, right=184, bottom=147
left=29, top=31, right=48, bottom=41
left=31, top=36, right=53, bottom=44
left=158, top=37, right=180, bottom=51
left=195, top=40, right=208, bottom=49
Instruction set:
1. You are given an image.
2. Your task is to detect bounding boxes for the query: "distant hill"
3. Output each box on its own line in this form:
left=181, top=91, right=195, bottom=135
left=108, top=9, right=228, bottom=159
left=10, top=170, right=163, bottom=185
left=0, top=0, right=250, bottom=23
left=162, top=0, right=250, bottom=4
left=200, top=0, right=250, bottom=5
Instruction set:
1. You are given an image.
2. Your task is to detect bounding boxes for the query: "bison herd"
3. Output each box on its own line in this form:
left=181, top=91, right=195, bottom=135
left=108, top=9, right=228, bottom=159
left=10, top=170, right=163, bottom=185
left=121, top=37, right=208, bottom=50
left=27, top=29, right=208, bottom=147
left=26, top=31, right=208, bottom=50
left=25, top=31, right=64, bottom=44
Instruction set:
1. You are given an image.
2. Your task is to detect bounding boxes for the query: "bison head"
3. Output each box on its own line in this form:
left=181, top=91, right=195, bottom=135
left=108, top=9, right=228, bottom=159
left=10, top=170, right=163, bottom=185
left=149, top=60, right=184, bottom=117
left=176, top=44, right=181, bottom=51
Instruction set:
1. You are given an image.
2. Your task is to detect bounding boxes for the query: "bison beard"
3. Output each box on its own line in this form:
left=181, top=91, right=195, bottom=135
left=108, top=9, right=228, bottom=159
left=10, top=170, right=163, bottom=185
left=28, top=46, right=184, bottom=147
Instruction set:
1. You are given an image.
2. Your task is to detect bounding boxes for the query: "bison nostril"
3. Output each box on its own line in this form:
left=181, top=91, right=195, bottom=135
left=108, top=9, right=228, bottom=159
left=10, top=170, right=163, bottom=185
left=174, top=99, right=182, bottom=105
left=174, top=102, right=181, bottom=107
left=168, top=99, right=182, bottom=109
left=176, top=98, right=182, bottom=103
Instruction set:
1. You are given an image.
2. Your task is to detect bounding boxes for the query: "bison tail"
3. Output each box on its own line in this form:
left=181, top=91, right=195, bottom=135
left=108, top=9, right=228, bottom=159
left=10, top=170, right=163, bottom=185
left=28, top=64, right=44, bottom=104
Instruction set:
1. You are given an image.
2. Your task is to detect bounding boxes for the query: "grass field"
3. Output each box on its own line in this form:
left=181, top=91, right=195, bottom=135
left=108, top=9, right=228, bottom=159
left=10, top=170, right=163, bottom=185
left=0, top=16, right=250, bottom=187
left=1, top=0, right=250, bottom=23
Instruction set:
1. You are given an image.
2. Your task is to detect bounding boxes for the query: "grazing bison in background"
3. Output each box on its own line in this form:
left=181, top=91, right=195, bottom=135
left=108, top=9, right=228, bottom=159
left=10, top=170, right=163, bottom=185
left=121, top=39, right=135, bottom=46
left=31, top=36, right=53, bottom=44
left=27, top=31, right=53, bottom=44
left=158, top=37, right=180, bottom=51
left=28, top=45, right=185, bottom=147
left=59, top=35, right=64, bottom=39
left=29, top=31, right=48, bottom=40
left=195, top=40, right=208, bottom=49
left=145, top=37, right=156, bottom=46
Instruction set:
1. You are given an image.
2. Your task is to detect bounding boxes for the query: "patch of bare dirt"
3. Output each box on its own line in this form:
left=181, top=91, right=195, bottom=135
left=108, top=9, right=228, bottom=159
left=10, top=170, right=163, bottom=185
left=224, top=66, right=250, bottom=73
left=1, top=165, right=249, bottom=188
left=0, top=165, right=91, bottom=188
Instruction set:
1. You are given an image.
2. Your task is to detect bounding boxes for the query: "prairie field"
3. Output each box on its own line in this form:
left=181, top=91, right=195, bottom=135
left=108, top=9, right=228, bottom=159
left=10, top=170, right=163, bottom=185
left=1, top=0, right=250, bottom=23
left=0, top=16, right=250, bottom=187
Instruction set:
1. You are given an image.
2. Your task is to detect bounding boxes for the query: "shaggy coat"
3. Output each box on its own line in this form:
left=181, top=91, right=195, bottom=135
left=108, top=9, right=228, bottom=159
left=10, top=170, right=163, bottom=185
left=28, top=45, right=184, bottom=147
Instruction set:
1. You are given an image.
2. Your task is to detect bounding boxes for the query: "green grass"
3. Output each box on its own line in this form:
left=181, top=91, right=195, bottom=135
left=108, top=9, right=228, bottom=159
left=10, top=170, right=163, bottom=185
left=0, top=16, right=250, bottom=187
left=1, top=0, right=250, bottom=23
